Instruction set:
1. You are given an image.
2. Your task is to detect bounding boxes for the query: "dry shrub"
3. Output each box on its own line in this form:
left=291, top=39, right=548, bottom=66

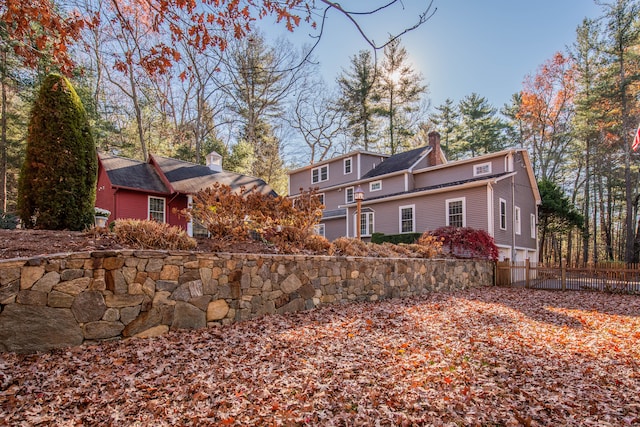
left=304, top=234, right=332, bottom=254
left=113, top=219, right=197, bottom=250
left=404, top=243, right=441, bottom=258
left=329, top=237, right=443, bottom=259
left=416, top=233, right=444, bottom=257
left=329, top=237, right=369, bottom=257
left=186, top=184, right=324, bottom=253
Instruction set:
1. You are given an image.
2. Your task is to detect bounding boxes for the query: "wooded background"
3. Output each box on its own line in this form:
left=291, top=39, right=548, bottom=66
left=1, top=0, right=639, bottom=263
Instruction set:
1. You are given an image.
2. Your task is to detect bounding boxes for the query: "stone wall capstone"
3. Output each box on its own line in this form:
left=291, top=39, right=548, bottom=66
left=0, top=251, right=494, bottom=353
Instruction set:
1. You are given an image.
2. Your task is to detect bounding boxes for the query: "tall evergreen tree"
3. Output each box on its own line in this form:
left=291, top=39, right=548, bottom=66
left=457, top=93, right=507, bottom=157
left=376, top=38, right=427, bottom=154
left=598, top=0, right=640, bottom=263
left=218, top=33, right=302, bottom=191
left=571, top=18, right=604, bottom=265
left=336, top=50, right=379, bottom=151
left=428, top=98, right=459, bottom=158
left=18, top=74, right=97, bottom=230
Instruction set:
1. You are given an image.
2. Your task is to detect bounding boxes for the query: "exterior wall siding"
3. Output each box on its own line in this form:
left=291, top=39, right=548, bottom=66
left=323, top=217, right=347, bottom=241
left=95, top=166, right=115, bottom=223
left=359, top=186, right=489, bottom=236
left=413, top=156, right=507, bottom=189
left=114, top=190, right=153, bottom=222
left=288, top=153, right=387, bottom=196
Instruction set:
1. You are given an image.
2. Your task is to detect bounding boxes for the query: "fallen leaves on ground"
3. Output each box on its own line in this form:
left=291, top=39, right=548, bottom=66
left=1, top=287, right=639, bottom=426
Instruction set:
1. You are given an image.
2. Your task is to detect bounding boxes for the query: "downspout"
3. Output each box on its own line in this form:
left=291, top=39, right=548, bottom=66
left=512, top=175, right=516, bottom=261
left=346, top=207, right=350, bottom=237
left=113, top=188, right=118, bottom=224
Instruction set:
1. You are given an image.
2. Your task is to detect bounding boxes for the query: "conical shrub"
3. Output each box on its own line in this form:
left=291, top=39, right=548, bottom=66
left=18, top=74, right=97, bottom=230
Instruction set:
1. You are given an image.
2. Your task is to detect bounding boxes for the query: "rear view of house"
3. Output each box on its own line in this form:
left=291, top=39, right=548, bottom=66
left=288, top=132, right=540, bottom=262
left=96, top=152, right=275, bottom=236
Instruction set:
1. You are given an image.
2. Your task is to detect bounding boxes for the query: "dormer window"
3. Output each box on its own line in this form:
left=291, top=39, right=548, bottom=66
left=474, top=162, right=492, bottom=176
left=311, top=165, right=328, bottom=184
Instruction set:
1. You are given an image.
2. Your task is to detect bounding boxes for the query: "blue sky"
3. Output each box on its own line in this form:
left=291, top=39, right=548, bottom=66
left=263, top=0, right=603, bottom=111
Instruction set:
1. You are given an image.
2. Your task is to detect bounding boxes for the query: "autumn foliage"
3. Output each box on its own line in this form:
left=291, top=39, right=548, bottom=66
left=428, top=226, right=499, bottom=261
left=186, top=183, right=325, bottom=252
left=2, top=0, right=313, bottom=76
left=2, top=288, right=639, bottom=425
left=113, top=219, right=197, bottom=250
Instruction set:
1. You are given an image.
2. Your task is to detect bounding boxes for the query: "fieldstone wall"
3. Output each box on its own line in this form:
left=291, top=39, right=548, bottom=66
left=0, top=250, right=494, bottom=353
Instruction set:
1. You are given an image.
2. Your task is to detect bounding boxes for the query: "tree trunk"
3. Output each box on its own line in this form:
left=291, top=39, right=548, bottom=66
left=0, top=49, right=7, bottom=212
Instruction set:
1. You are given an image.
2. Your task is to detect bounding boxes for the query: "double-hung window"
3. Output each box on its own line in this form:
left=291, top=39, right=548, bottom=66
left=345, top=186, right=354, bottom=204
left=530, top=213, right=536, bottom=239
left=344, top=158, right=352, bottom=175
left=446, top=198, right=465, bottom=228
left=149, top=196, right=166, bottom=223
left=311, top=165, right=328, bottom=184
left=399, top=205, right=415, bottom=233
left=499, top=199, right=507, bottom=230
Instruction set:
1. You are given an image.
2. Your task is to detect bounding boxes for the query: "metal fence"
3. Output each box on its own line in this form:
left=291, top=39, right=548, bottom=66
left=495, top=260, right=640, bottom=294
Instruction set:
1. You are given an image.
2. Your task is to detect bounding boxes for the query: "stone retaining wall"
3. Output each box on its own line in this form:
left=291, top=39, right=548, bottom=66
left=0, top=250, right=494, bottom=353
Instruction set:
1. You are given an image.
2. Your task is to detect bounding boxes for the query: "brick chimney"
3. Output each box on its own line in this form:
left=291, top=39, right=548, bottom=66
left=427, top=131, right=443, bottom=166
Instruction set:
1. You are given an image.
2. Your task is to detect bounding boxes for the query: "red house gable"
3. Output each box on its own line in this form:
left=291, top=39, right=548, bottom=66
left=96, top=153, right=276, bottom=233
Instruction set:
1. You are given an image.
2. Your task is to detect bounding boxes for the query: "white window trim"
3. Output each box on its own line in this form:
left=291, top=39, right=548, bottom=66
left=514, top=206, right=521, bottom=235
left=399, top=204, right=416, bottom=234
left=344, top=157, right=353, bottom=175
left=499, top=198, right=507, bottom=230
left=474, top=162, right=492, bottom=176
left=530, top=213, right=536, bottom=239
left=369, top=180, right=382, bottom=192
left=345, top=186, right=354, bottom=204
left=317, top=193, right=325, bottom=207
left=311, top=164, right=329, bottom=184
left=314, top=223, right=325, bottom=237
left=356, top=211, right=374, bottom=237
left=148, top=196, right=166, bottom=223
left=445, top=197, right=466, bottom=227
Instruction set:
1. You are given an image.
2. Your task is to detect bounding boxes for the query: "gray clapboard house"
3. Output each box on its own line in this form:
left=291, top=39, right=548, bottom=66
left=287, top=132, right=540, bottom=262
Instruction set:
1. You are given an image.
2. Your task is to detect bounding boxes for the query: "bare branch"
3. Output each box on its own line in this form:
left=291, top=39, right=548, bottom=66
left=318, top=0, right=437, bottom=50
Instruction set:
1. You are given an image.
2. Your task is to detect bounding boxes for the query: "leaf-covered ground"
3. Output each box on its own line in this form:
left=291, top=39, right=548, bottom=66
left=1, top=287, right=639, bottom=426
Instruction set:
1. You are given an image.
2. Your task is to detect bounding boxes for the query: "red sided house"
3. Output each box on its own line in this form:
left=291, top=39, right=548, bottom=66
left=288, top=132, right=541, bottom=262
left=96, top=152, right=276, bottom=236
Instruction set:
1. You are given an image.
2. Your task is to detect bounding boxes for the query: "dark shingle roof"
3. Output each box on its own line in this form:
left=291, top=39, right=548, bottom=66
left=99, top=153, right=169, bottom=194
left=152, top=156, right=277, bottom=196
left=362, top=146, right=431, bottom=179
left=322, top=208, right=346, bottom=219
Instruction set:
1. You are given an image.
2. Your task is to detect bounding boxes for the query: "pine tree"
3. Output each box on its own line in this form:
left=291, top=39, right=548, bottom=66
left=376, top=38, right=427, bottom=154
left=336, top=50, right=380, bottom=151
left=457, top=93, right=507, bottom=157
left=429, top=98, right=459, bottom=158
left=17, top=74, right=97, bottom=230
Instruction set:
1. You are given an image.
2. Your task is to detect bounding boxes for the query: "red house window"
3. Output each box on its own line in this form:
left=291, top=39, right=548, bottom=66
left=149, top=196, right=166, bottom=223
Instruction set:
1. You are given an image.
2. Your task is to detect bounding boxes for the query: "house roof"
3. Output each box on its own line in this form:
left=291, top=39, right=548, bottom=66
left=322, top=208, right=347, bottom=220
left=99, top=153, right=169, bottom=194
left=151, top=155, right=277, bottom=196
left=287, top=150, right=389, bottom=175
left=362, top=146, right=431, bottom=179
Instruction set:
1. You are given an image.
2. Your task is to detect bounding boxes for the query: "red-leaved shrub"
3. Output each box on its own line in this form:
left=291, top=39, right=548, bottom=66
left=427, top=226, right=498, bottom=261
